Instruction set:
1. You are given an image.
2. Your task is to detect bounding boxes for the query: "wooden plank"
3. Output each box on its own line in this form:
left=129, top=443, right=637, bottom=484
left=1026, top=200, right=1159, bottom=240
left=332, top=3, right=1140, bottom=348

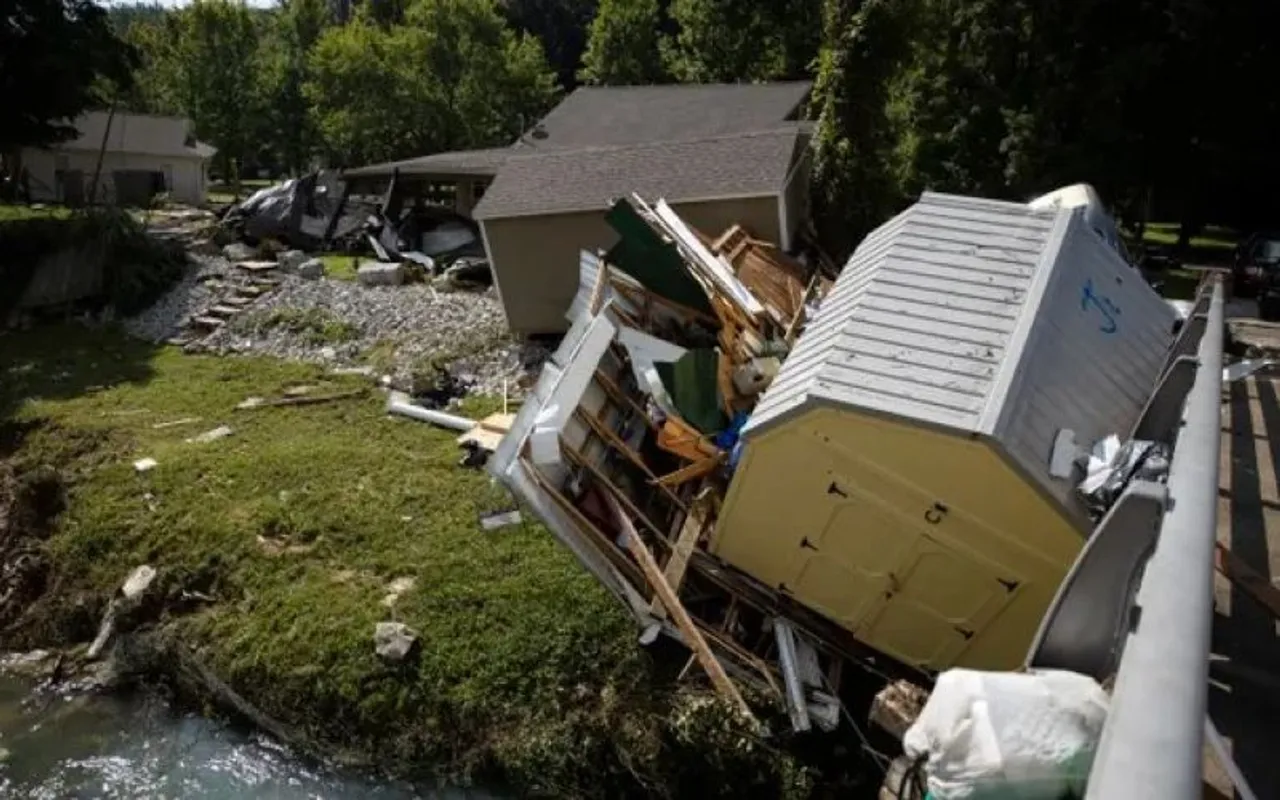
left=588, top=259, right=610, bottom=315
left=594, top=369, right=659, bottom=432
left=573, top=406, right=688, bottom=513
left=560, top=438, right=673, bottom=548
left=605, top=492, right=753, bottom=720
left=654, top=454, right=723, bottom=488
left=649, top=491, right=711, bottom=620
left=521, top=456, right=645, bottom=589
left=1215, top=541, right=1280, bottom=620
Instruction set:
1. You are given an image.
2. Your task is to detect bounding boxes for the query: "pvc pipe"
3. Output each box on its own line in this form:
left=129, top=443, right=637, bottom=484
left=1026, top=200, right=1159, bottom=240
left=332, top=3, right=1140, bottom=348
left=1086, top=279, right=1225, bottom=800
left=386, top=391, right=474, bottom=431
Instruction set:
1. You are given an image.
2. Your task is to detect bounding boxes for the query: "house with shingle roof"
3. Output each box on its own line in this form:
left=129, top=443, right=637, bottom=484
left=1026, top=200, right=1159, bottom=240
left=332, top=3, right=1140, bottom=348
left=344, top=82, right=813, bottom=335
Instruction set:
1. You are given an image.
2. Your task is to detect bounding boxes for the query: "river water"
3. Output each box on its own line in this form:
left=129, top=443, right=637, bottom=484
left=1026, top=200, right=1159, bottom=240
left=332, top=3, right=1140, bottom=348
left=0, top=674, right=492, bottom=800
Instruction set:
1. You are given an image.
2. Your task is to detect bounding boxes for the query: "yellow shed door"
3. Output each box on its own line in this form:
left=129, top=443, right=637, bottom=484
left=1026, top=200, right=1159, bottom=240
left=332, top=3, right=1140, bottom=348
left=786, top=499, right=1017, bottom=669
left=854, top=534, right=1014, bottom=668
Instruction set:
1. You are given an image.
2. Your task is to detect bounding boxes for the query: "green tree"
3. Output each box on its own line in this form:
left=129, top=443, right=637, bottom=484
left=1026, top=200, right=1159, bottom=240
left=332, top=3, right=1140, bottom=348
left=258, top=0, right=333, bottom=174
left=501, top=0, right=598, bottom=89
left=662, top=0, right=818, bottom=83
left=810, top=0, right=916, bottom=256
left=1, top=0, right=137, bottom=153
left=578, top=0, right=666, bottom=85
left=164, top=0, right=262, bottom=181
left=306, top=0, right=557, bottom=167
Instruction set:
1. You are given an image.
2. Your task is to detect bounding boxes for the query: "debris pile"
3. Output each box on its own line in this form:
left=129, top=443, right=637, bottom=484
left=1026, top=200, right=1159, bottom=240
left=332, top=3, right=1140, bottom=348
left=489, top=194, right=834, bottom=723
left=215, top=170, right=492, bottom=291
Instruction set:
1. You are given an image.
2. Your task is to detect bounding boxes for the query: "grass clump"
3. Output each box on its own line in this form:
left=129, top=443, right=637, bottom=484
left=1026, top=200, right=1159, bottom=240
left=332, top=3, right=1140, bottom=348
left=0, top=324, right=816, bottom=798
left=260, top=306, right=360, bottom=344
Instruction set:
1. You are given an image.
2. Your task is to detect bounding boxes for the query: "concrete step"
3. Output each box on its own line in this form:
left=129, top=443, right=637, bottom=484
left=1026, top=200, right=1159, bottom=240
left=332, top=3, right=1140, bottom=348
left=208, top=304, right=240, bottom=318
left=189, top=315, right=225, bottom=329
left=236, top=260, right=279, bottom=273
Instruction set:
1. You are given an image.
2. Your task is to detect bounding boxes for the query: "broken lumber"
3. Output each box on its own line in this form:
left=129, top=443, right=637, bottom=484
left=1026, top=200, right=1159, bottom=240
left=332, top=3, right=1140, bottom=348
left=605, top=492, right=753, bottom=721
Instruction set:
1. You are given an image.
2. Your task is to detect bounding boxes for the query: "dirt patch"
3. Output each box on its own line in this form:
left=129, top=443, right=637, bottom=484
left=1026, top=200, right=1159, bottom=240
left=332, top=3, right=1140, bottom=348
left=0, top=458, right=64, bottom=631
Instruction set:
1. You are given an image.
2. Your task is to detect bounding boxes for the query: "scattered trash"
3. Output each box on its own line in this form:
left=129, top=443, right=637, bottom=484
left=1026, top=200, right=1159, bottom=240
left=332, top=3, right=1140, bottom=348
left=236, top=397, right=265, bottom=410
left=386, top=390, right=474, bottom=431
left=1224, top=359, right=1275, bottom=382
left=87, top=565, right=158, bottom=659
left=151, top=417, right=201, bottom=429
left=380, top=577, right=416, bottom=608
left=186, top=425, right=234, bottom=444
left=133, top=457, right=158, bottom=473
left=357, top=261, right=406, bottom=287
left=222, top=242, right=258, bottom=262
left=237, top=389, right=366, bottom=410
left=479, top=509, right=522, bottom=530
left=373, top=621, right=419, bottom=662
left=1078, top=435, right=1171, bottom=515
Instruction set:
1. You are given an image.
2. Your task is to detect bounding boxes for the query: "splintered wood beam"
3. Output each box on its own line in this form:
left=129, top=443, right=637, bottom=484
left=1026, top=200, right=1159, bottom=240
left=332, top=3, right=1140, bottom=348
left=589, top=260, right=610, bottom=315
left=654, top=455, right=724, bottom=488
left=605, top=492, right=754, bottom=720
left=573, top=406, right=688, bottom=513
left=610, top=280, right=719, bottom=326
left=560, top=438, right=673, bottom=549
left=649, top=495, right=710, bottom=622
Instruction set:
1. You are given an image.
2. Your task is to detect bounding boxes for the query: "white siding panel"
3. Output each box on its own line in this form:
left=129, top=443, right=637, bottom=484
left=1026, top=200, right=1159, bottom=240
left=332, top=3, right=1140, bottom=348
left=746, top=192, right=1062, bottom=438
left=993, top=213, right=1178, bottom=507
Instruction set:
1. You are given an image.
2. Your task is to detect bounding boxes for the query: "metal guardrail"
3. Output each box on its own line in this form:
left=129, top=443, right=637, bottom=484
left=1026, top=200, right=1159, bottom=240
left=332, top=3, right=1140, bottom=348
left=1085, top=277, right=1225, bottom=799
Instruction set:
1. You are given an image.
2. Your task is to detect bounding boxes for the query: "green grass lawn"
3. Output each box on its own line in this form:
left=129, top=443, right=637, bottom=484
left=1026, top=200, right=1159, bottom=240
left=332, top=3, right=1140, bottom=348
left=318, top=251, right=361, bottom=281
left=0, top=202, right=72, bottom=222
left=1140, top=222, right=1238, bottom=252
left=0, top=325, right=805, bottom=797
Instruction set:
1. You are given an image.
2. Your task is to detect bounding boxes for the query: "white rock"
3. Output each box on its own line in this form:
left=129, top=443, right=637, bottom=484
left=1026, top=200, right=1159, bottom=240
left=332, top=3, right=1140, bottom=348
left=278, top=249, right=309, bottom=272
left=296, top=257, right=325, bottom=280
left=121, top=565, right=157, bottom=600
left=374, top=621, right=418, bottom=662
left=357, top=261, right=405, bottom=287
left=222, top=242, right=258, bottom=262
left=186, top=425, right=233, bottom=444
left=133, top=457, right=158, bottom=473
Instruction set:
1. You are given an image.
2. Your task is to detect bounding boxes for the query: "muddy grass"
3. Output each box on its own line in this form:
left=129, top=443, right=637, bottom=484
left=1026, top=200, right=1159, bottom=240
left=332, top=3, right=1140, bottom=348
left=0, top=324, right=818, bottom=798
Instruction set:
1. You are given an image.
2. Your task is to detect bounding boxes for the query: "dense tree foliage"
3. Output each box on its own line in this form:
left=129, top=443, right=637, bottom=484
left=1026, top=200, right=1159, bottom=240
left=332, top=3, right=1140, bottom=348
left=94, top=0, right=1280, bottom=251
left=578, top=0, right=666, bottom=85
left=1, top=0, right=137, bottom=152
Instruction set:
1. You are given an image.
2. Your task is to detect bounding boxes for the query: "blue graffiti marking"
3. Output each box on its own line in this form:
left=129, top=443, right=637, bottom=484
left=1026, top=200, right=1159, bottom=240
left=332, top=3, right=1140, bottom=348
left=1081, top=278, right=1121, bottom=334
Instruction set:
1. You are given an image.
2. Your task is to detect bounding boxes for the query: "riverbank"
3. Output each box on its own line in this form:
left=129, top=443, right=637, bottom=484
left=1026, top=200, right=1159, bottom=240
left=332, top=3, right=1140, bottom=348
left=0, top=324, right=813, bottom=798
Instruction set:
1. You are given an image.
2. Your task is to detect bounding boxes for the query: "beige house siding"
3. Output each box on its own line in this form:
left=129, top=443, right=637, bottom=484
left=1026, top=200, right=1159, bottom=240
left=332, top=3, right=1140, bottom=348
left=781, top=150, right=812, bottom=249
left=21, top=148, right=208, bottom=206
left=482, top=195, right=783, bottom=335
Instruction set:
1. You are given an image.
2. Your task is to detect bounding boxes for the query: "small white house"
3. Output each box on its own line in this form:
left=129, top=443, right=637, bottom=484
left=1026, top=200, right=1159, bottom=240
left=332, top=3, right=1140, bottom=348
left=21, top=111, right=216, bottom=206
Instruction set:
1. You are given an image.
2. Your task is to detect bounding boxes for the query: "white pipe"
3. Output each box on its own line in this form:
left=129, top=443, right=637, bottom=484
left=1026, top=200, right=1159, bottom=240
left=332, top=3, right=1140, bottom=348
left=386, top=391, right=474, bottom=431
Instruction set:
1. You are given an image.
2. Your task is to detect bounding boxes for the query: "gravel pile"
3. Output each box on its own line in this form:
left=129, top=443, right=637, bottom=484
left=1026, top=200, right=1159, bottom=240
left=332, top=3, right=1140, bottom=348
left=196, top=274, right=549, bottom=395
left=121, top=254, right=233, bottom=342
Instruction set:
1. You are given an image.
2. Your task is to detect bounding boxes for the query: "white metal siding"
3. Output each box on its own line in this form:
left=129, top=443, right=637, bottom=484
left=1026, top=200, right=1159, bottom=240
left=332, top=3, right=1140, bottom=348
left=746, top=192, right=1061, bottom=437
left=992, top=212, right=1177, bottom=506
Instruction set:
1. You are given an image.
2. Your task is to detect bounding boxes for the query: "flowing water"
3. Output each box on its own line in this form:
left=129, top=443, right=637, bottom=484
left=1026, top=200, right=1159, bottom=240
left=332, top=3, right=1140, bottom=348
left=0, top=673, right=493, bottom=800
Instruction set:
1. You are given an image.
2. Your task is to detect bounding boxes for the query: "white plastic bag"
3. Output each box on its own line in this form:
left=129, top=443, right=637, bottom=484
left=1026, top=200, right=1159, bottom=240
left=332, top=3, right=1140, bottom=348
left=902, top=669, right=1109, bottom=800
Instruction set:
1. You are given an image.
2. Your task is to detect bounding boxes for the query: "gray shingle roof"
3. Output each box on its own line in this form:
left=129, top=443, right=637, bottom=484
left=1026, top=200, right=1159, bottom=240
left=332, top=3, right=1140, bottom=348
left=473, top=128, right=801, bottom=219
left=524, top=82, right=812, bottom=150
left=342, top=147, right=512, bottom=179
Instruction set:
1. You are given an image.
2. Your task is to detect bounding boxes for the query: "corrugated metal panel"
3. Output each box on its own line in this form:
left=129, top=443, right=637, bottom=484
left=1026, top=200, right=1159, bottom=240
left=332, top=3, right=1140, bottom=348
left=991, top=211, right=1177, bottom=509
left=746, top=192, right=1061, bottom=437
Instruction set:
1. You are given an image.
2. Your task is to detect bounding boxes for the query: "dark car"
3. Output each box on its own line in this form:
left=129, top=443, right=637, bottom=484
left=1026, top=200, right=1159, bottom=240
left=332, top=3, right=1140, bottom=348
left=1232, top=231, right=1280, bottom=298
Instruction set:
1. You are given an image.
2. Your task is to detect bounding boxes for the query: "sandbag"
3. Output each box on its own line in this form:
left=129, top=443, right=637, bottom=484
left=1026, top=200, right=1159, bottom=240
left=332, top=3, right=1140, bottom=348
left=902, top=669, right=1109, bottom=800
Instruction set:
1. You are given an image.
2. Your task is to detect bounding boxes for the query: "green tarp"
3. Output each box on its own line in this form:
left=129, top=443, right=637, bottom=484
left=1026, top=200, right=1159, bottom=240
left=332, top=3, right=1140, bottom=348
left=655, top=348, right=726, bottom=435
left=604, top=199, right=714, bottom=314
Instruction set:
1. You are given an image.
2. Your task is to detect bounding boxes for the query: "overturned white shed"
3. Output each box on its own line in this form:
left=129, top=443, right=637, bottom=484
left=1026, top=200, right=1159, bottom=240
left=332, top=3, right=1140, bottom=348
left=712, top=192, right=1181, bottom=670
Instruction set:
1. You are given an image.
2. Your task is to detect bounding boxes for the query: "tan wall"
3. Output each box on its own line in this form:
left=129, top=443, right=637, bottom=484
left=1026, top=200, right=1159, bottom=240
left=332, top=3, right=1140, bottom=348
left=483, top=194, right=783, bottom=336
left=782, top=150, right=812, bottom=248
